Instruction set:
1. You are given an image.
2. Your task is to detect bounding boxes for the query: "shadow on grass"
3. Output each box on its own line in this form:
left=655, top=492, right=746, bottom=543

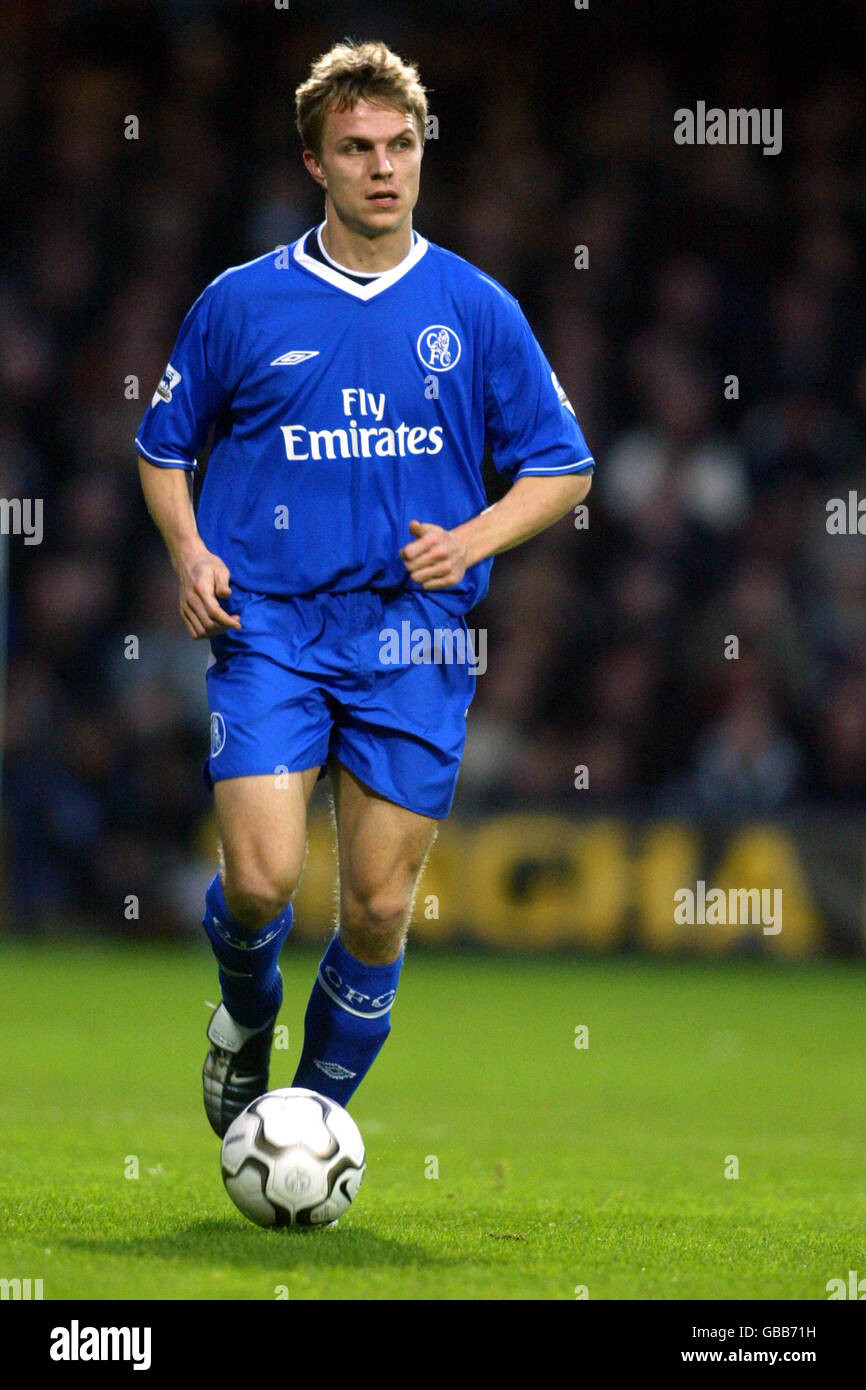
left=62, top=1218, right=446, bottom=1269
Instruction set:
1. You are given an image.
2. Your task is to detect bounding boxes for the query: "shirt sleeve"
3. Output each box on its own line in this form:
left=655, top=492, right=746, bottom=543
left=484, top=304, right=595, bottom=483
left=134, top=282, right=232, bottom=470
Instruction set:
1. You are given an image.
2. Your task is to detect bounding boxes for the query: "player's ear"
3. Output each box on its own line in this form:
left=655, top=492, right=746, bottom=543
left=302, top=148, right=327, bottom=189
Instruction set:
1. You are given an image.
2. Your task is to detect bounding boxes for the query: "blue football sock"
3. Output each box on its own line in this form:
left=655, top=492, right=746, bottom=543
left=292, top=934, right=403, bottom=1106
left=202, top=872, right=293, bottom=1029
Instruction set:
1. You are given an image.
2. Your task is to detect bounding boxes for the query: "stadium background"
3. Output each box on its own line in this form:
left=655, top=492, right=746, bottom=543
left=2, top=0, right=866, bottom=957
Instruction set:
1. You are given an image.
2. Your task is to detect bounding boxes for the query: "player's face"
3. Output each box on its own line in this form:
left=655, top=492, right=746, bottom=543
left=304, top=100, right=423, bottom=239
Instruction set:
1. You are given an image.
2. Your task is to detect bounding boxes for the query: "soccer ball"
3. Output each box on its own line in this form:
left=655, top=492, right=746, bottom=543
left=220, top=1087, right=365, bottom=1228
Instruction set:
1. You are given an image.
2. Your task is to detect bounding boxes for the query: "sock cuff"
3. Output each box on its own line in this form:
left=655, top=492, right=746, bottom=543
left=316, top=933, right=403, bottom=1020
left=205, top=872, right=293, bottom=952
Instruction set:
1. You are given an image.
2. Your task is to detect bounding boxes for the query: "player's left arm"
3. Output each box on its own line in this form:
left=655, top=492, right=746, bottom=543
left=400, top=471, right=592, bottom=590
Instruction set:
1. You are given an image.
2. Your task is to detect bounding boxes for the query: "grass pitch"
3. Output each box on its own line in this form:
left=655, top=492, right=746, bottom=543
left=0, top=942, right=863, bottom=1301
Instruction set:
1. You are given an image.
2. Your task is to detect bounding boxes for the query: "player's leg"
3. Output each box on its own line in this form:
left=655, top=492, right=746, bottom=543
left=292, top=762, right=437, bottom=1105
left=203, top=768, right=319, bottom=1136
left=331, top=761, right=437, bottom=963
left=290, top=587, right=474, bottom=1107
left=216, top=768, right=320, bottom=927
left=200, top=586, right=337, bottom=1133
left=207, top=768, right=321, bottom=1017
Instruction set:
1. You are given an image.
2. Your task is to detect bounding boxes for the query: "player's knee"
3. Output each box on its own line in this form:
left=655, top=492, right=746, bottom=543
left=342, top=884, right=409, bottom=945
left=343, top=878, right=408, bottom=934
left=223, top=870, right=298, bottom=929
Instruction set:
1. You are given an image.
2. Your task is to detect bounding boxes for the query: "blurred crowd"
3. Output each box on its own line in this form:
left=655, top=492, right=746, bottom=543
left=2, top=0, right=865, bottom=931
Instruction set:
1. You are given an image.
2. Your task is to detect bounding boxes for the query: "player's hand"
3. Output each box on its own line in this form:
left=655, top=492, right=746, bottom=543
left=400, top=520, right=468, bottom=589
left=177, top=547, right=243, bottom=639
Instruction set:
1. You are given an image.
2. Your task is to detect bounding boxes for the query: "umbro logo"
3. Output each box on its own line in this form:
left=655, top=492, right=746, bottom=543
left=270, top=350, right=320, bottom=366
left=314, top=1060, right=357, bottom=1080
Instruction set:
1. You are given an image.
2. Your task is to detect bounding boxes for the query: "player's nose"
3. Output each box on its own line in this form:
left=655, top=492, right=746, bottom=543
left=371, top=149, right=394, bottom=176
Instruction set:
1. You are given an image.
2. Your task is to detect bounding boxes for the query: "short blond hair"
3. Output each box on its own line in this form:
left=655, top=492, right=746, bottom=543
left=295, top=39, right=428, bottom=157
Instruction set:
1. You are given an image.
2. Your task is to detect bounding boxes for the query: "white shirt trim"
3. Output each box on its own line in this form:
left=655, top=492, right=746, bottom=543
left=516, top=457, right=595, bottom=476
left=293, top=223, right=428, bottom=301
left=136, top=437, right=195, bottom=469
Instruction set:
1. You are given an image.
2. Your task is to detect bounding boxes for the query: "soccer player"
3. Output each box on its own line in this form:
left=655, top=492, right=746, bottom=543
left=136, top=40, right=594, bottom=1138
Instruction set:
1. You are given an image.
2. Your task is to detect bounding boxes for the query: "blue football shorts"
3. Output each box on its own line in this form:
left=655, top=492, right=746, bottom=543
left=203, top=586, right=480, bottom=820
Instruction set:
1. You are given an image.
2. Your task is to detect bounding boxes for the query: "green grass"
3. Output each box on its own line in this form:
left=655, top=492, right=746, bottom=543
left=0, top=943, right=864, bottom=1300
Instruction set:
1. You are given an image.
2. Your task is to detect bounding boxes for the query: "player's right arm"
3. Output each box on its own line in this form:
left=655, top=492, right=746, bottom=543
left=138, top=455, right=241, bottom=639
left=135, top=278, right=241, bottom=638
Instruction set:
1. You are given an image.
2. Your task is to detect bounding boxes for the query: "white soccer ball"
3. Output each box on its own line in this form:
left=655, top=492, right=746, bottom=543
left=220, top=1087, right=365, bottom=1228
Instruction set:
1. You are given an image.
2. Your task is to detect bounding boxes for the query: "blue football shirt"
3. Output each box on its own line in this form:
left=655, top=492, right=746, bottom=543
left=135, top=224, right=594, bottom=617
